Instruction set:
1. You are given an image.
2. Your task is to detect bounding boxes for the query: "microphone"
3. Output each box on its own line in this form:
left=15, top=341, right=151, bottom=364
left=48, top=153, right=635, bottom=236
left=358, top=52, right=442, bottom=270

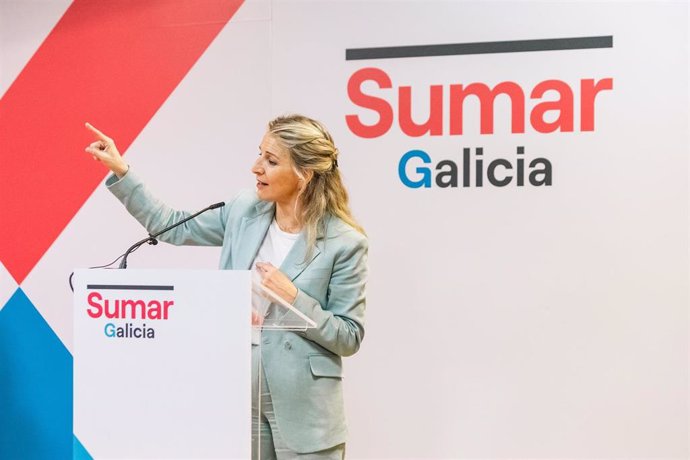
left=118, top=202, right=225, bottom=269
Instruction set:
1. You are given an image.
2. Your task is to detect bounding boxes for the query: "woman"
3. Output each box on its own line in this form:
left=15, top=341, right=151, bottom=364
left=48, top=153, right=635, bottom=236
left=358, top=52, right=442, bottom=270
left=84, top=115, right=368, bottom=459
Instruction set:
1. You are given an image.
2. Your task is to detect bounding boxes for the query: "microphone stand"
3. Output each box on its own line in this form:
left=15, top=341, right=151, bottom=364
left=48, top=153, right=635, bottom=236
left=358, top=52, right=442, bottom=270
left=118, top=202, right=224, bottom=269
left=118, top=236, right=158, bottom=269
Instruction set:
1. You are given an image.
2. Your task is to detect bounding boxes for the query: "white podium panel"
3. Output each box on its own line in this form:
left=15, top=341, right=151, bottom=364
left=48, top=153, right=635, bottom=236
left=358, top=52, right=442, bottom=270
left=73, top=269, right=251, bottom=459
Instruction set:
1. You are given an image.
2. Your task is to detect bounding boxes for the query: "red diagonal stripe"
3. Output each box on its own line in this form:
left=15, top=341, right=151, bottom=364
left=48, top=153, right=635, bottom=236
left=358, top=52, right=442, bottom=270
left=0, top=0, right=244, bottom=284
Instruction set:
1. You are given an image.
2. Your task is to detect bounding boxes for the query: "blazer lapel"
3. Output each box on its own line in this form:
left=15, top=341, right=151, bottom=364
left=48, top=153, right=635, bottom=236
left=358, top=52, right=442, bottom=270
left=280, top=217, right=331, bottom=280
left=235, top=201, right=274, bottom=269
left=280, top=234, right=321, bottom=281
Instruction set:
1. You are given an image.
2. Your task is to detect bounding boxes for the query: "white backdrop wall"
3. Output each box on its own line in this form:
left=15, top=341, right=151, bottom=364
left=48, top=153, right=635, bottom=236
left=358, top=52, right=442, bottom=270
left=0, top=1, right=687, bottom=459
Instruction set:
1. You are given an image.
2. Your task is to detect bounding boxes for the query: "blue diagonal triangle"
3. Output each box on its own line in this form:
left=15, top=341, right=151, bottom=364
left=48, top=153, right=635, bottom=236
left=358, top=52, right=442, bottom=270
left=0, top=288, right=72, bottom=460
left=73, top=435, right=93, bottom=460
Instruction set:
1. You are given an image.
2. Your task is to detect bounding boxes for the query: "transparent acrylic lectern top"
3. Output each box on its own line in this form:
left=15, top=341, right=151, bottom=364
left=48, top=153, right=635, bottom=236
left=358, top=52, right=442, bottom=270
left=251, top=278, right=316, bottom=331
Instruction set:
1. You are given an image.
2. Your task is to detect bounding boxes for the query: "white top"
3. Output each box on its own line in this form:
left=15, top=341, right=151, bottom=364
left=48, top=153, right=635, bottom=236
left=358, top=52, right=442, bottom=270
left=251, top=218, right=300, bottom=343
left=253, top=218, right=301, bottom=269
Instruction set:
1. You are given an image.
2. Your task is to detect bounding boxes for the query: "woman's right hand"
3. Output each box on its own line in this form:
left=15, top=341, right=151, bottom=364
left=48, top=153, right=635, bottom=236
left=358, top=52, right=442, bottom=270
left=84, top=122, right=129, bottom=177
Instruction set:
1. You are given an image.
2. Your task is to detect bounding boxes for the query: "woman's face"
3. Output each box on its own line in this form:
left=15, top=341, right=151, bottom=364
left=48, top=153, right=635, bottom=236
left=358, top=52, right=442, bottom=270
left=252, top=132, right=302, bottom=206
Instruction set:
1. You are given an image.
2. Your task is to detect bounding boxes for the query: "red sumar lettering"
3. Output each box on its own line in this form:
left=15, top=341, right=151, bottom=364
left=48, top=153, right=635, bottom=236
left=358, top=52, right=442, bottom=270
left=87, top=292, right=174, bottom=320
left=346, top=67, right=612, bottom=138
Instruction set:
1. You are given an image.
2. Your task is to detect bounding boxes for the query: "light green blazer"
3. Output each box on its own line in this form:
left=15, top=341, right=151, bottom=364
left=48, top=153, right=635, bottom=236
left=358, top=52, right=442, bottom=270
left=106, top=170, right=368, bottom=453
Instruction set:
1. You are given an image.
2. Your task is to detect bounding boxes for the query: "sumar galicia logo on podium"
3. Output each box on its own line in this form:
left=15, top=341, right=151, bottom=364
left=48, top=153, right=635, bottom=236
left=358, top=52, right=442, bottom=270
left=84, top=284, right=176, bottom=339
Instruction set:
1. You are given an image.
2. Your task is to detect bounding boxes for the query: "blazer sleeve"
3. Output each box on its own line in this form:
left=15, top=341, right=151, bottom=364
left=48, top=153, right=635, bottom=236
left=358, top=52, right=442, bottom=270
left=106, top=169, right=227, bottom=246
left=292, top=233, right=368, bottom=357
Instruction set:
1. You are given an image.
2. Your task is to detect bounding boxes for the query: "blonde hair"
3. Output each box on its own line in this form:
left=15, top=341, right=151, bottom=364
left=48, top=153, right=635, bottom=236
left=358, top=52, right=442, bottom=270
left=268, top=114, right=365, bottom=253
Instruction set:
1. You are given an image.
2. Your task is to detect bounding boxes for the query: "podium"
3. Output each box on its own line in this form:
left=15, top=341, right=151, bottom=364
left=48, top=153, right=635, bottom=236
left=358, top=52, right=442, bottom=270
left=72, top=269, right=252, bottom=459
left=73, top=269, right=316, bottom=459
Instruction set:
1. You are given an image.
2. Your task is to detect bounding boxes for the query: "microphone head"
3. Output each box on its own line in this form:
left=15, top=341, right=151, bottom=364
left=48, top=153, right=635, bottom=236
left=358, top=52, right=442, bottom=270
left=209, top=202, right=225, bottom=209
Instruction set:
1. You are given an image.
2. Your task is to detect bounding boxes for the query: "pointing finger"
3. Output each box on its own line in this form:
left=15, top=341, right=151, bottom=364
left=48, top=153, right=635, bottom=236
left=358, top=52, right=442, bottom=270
left=85, top=122, right=110, bottom=142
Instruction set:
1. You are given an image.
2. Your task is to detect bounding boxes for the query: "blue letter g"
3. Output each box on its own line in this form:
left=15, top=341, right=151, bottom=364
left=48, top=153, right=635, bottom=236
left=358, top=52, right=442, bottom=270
left=399, top=150, right=431, bottom=188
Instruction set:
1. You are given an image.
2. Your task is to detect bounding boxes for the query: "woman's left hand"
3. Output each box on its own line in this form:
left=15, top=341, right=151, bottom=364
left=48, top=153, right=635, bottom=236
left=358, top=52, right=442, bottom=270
left=255, top=262, right=298, bottom=304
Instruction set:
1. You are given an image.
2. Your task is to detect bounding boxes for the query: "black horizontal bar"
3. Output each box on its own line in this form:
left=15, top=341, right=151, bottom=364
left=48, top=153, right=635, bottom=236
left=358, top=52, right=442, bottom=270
left=346, top=36, right=613, bottom=61
left=86, top=284, right=174, bottom=291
